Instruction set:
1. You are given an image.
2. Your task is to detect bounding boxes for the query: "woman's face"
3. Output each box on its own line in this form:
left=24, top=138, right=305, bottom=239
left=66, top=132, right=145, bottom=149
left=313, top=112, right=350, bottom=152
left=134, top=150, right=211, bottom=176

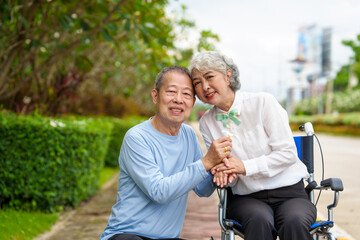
left=191, top=69, right=233, bottom=107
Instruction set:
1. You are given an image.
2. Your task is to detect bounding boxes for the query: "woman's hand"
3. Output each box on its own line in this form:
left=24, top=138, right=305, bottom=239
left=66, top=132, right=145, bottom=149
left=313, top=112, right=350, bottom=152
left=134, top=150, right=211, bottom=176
left=213, top=169, right=237, bottom=187
left=213, top=170, right=229, bottom=187
left=212, top=155, right=246, bottom=176
left=212, top=157, right=238, bottom=187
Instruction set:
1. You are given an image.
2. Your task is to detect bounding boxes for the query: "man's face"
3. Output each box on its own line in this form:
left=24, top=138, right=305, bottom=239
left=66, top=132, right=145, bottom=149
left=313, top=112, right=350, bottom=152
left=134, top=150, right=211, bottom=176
left=152, top=71, right=195, bottom=126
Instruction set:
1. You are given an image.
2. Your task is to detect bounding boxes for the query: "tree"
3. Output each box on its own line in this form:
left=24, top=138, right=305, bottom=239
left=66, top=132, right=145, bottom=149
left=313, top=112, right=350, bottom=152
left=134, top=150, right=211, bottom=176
left=0, top=0, right=219, bottom=116
left=341, top=34, right=360, bottom=89
left=333, top=65, right=350, bottom=91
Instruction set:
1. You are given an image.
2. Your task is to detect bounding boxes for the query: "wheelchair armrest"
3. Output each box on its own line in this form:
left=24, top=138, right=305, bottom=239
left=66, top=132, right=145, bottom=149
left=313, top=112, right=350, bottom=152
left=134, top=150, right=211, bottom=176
left=305, top=180, right=318, bottom=195
left=320, top=178, right=343, bottom=191
left=314, top=178, right=343, bottom=221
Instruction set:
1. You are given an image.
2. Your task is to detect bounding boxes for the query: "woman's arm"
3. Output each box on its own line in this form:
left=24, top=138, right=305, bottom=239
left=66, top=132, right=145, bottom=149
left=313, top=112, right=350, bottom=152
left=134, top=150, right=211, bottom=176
left=242, top=93, right=299, bottom=178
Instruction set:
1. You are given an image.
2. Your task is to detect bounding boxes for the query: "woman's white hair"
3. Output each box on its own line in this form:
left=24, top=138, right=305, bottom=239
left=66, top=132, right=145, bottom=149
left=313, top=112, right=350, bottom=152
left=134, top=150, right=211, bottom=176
left=189, top=51, right=241, bottom=91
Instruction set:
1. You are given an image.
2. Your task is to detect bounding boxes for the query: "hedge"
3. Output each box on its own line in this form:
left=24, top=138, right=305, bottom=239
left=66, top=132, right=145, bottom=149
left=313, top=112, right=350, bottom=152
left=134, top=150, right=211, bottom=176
left=289, top=112, right=360, bottom=136
left=0, top=113, right=112, bottom=212
left=294, top=89, right=360, bottom=115
left=103, top=116, right=147, bottom=168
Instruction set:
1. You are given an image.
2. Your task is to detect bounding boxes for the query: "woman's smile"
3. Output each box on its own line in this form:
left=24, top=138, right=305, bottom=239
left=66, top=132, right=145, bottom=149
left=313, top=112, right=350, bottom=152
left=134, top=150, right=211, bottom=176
left=206, top=91, right=216, bottom=99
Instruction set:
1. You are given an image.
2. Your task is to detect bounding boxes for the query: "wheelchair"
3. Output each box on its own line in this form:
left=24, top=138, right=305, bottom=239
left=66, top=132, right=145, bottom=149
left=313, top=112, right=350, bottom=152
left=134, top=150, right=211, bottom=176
left=216, top=123, right=344, bottom=240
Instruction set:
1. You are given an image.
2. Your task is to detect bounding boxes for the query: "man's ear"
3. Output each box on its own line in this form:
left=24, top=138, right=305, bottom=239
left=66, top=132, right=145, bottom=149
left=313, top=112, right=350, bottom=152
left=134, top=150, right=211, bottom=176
left=152, top=89, right=158, bottom=104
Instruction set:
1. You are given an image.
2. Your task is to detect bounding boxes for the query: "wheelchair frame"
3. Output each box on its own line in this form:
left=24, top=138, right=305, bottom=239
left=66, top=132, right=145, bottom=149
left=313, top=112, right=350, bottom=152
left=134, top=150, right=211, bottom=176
left=217, top=125, right=344, bottom=240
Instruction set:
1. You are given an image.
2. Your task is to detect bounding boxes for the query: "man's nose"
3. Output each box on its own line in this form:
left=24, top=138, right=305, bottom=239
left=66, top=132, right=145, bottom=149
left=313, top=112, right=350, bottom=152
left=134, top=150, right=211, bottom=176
left=173, top=92, right=184, bottom=103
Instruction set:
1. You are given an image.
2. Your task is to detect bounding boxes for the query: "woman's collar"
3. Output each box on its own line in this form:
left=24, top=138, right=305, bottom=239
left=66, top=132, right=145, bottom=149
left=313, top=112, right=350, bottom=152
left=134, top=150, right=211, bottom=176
left=215, top=91, right=242, bottom=115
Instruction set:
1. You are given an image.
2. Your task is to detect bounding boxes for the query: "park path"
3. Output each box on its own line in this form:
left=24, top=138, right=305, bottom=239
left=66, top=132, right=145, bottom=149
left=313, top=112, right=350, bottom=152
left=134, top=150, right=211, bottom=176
left=180, top=192, right=221, bottom=240
left=34, top=175, right=119, bottom=240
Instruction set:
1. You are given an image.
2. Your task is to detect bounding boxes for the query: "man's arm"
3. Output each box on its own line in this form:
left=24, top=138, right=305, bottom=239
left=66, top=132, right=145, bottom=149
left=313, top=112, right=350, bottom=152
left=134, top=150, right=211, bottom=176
left=193, top=174, right=216, bottom=197
left=121, top=132, right=229, bottom=204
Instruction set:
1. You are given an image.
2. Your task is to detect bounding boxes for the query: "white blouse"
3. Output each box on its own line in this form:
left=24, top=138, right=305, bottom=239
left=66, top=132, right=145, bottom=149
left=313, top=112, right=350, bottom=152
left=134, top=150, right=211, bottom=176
left=199, top=91, right=309, bottom=195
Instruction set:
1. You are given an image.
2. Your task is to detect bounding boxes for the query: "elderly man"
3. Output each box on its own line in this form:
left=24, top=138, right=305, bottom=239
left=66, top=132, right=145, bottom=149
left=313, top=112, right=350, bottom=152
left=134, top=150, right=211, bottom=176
left=100, top=66, right=232, bottom=240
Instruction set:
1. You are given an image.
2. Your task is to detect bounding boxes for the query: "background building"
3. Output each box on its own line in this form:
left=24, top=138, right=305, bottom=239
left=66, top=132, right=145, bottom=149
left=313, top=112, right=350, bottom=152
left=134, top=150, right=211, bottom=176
left=287, top=25, right=332, bottom=115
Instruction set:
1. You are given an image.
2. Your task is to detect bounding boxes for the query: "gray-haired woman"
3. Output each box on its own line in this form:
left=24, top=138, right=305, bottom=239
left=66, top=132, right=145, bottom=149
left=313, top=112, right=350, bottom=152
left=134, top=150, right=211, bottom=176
left=189, top=51, right=316, bottom=240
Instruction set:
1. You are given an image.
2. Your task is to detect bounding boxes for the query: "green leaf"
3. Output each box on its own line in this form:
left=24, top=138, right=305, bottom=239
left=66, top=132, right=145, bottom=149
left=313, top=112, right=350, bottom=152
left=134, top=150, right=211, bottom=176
left=18, top=15, right=29, bottom=28
left=80, top=19, right=90, bottom=31
left=64, top=14, right=74, bottom=24
left=106, top=23, right=117, bottom=32
left=31, top=39, right=41, bottom=48
left=124, top=19, right=131, bottom=31
left=102, top=28, right=113, bottom=42
left=75, top=55, right=94, bottom=71
left=59, top=16, right=70, bottom=30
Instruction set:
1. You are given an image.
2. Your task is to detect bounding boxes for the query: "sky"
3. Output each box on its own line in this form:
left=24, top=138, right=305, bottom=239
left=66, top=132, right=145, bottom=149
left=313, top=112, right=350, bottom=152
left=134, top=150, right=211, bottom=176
left=167, top=0, right=360, bottom=101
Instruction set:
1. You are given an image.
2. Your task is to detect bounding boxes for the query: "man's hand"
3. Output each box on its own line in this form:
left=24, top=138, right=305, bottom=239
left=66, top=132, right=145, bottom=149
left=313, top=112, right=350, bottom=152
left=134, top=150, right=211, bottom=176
left=201, top=137, right=232, bottom=171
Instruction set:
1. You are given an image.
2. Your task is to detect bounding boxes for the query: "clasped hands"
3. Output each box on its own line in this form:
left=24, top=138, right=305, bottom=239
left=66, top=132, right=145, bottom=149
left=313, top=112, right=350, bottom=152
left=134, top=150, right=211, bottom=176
left=211, top=155, right=245, bottom=187
left=201, top=137, right=246, bottom=188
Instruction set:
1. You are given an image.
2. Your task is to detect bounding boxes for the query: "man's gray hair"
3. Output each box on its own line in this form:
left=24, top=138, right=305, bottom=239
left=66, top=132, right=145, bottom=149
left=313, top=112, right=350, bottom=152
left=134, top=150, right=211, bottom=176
left=189, top=51, right=241, bottom=91
left=155, top=66, right=191, bottom=91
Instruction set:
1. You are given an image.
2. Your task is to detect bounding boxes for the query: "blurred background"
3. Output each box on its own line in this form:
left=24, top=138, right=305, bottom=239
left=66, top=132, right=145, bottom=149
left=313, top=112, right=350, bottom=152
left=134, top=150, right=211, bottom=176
left=1, top=0, right=359, bottom=118
left=169, top=0, right=360, bottom=120
left=0, top=0, right=220, bottom=117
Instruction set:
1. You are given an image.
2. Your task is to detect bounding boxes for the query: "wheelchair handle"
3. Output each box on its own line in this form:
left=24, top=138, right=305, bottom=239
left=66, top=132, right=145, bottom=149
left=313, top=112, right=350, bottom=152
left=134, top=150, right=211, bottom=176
left=299, top=122, right=314, bottom=136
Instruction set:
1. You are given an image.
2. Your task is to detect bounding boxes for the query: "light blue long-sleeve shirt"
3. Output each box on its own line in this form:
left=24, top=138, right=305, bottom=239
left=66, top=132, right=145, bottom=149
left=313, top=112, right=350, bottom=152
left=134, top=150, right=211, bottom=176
left=100, top=119, right=215, bottom=240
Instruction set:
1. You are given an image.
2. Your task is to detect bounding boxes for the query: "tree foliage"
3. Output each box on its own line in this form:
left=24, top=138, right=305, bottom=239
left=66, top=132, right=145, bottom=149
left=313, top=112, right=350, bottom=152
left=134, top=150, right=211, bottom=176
left=0, top=0, right=219, bottom=116
left=335, top=33, right=360, bottom=91
left=333, top=64, right=351, bottom=91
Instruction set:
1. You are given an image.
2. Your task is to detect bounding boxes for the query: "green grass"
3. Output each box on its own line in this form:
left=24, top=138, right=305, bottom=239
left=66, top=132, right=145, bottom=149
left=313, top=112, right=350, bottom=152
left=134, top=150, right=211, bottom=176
left=0, top=167, right=118, bottom=240
left=0, top=209, right=59, bottom=240
left=99, top=167, right=119, bottom=186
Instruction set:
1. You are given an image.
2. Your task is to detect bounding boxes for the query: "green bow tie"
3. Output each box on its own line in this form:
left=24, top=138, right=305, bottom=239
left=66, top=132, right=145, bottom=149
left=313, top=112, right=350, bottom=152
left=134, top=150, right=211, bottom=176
left=216, top=109, right=241, bottom=128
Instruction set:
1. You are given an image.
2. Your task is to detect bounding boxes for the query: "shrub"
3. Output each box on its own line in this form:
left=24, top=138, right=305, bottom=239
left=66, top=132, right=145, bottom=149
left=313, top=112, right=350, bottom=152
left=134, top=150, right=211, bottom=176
left=332, top=89, right=360, bottom=113
left=103, top=116, right=147, bottom=168
left=61, top=115, right=146, bottom=168
left=289, top=112, right=360, bottom=136
left=341, top=112, right=360, bottom=126
left=294, top=96, right=323, bottom=115
left=294, top=89, right=360, bottom=115
left=0, top=112, right=112, bottom=212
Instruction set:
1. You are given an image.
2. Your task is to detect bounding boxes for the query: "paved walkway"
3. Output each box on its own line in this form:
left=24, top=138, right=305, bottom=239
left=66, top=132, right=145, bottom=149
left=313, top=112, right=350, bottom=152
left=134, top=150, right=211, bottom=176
left=180, top=191, right=221, bottom=240
left=35, top=175, right=118, bottom=240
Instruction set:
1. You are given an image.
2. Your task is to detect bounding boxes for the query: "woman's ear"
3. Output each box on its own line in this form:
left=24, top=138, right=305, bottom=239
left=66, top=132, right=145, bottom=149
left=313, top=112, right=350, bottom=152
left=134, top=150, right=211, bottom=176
left=226, top=70, right=232, bottom=84
left=226, top=70, right=232, bottom=80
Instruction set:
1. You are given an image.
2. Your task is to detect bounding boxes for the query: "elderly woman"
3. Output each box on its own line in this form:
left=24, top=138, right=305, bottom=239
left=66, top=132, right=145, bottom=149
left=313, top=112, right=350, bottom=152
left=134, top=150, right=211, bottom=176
left=189, top=51, right=316, bottom=240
